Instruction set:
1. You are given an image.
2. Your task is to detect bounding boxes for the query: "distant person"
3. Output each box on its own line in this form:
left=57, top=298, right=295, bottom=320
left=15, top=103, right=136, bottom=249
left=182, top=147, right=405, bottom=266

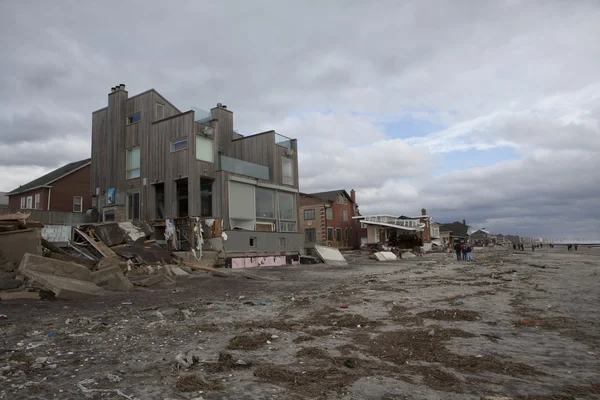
left=532, top=244, right=535, bottom=251
left=567, top=244, right=572, bottom=252
left=520, top=244, right=524, bottom=251
left=454, top=242, right=461, bottom=261
left=513, top=243, right=517, bottom=250
left=461, top=243, right=467, bottom=260
left=466, top=243, right=473, bottom=261
left=575, top=244, right=578, bottom=251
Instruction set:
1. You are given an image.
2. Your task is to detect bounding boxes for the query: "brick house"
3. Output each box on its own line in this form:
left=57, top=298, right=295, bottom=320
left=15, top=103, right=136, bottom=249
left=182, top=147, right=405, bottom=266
left=7, top=159, right=92, bottom=213
left=299, top=189, right=361, bottom=249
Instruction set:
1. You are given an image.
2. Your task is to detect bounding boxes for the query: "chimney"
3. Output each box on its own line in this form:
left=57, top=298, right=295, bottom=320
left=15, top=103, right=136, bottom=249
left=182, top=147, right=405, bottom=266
left=421, top=208, right=427, bottom=216
left=217, top=103, right=222, bottom=108
left=119, top=84, right=125, bottom=90
left=463, top=218, right=466, bottom=226
left=110, top=87, right=116, bottom=93
left=222, top=104, right=227, bottom=109
left=350, top=189, right=356, bottom=204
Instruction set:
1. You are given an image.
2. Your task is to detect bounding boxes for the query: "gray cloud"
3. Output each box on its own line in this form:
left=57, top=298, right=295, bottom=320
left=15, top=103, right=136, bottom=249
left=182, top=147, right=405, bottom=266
left=0, top=0, right=599, bottom=238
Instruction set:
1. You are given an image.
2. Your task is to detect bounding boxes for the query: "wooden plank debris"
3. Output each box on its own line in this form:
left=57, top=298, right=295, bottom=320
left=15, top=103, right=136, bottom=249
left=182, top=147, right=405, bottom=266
left=74, top=228, right=120, bottom=259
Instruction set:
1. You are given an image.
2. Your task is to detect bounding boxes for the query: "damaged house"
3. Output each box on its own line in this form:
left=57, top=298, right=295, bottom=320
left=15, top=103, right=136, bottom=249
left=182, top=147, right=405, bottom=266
left=439, top=219, right=471, bottom=244
left=90, top=84, right=302, bottom=267
left=354, top=209, right=431, bottom=250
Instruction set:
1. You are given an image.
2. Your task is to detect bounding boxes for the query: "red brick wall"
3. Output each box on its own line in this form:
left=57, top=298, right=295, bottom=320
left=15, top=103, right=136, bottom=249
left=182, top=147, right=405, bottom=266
left=299, top=195, right=326, bottom=245
left=49, top=165, right=92, bottom=213
left=8, top=188, right=49, bottom=210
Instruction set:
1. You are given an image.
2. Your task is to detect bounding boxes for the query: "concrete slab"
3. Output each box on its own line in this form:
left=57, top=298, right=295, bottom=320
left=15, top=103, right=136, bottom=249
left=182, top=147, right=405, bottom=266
left=313, top=245, right=348, bottom=266
left=91, top=266, right=122, bottom=285
left=166, top=265, right=189, bottom=276
left=402, top=251, right=417, bottom=258
left=19, top=253, right=92, bottom=282
left=135, top=275, right=165, bottom=287
left=25, top=271, right=104, bottom=300
left=107, top=273, right=134, bottom=292
left=0, top=291, right=40, bottom=300
left=374, top=251, right=398, bottom=261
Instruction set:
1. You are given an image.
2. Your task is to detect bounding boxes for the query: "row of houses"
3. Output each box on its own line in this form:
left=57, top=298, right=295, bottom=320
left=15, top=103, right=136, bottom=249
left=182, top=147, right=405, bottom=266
left=2, top=84, right=528, bottom=264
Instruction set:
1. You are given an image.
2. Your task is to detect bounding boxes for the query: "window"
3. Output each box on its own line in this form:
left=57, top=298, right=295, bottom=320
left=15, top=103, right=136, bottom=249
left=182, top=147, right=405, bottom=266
left=171, top=138, right=188, bottom=152
left=344, top=228, right=349, bottom=241
left=34, top=194, right=41, bottom=209
left=337, top=195, right=346, bottom=205
left=256, top=222, right=274, bottom=231
left=336, top=228, right=342, bottom=241
left=26, top=196, right=33, bottom=209
left=127, top=112, right=141, bottom=124
left=249, top=237, right=257, bottom=248
left=127, top=192, right=140, bottom=220
left=73, top=196, right=83, bottom=212
left=126, top=146, right=141, bottom=179
left=326, top=208, right=333, bottom=220
left=278, top=192, right=295, bottom=220
left=343, top=209, right=348, bottom=221
left=196, top=135, right=214, bottom=163
left=156, top=103, right=164, bottom=120
left=279, top=237, right=286, bottom=248
left=327, top=227, right=334, bottom=241
left=304, top=209, right=315, bottom=220
left=278, top=222, right=297, bottom=232
left=282, top=157, right=294, bottom=185
left=256, top=188, right=275, bottom=218
left=155, top=183, right=165, bottom=219
left=305, top=228, right=316, bottom=243
left=20, top=197, right=26, bottom=209
left=200, top=180, right=213, bottom=217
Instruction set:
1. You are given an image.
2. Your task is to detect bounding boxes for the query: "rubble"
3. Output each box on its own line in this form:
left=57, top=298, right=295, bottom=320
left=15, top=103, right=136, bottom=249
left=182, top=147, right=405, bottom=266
left=313, top=245, right=348, bottom=266
left=24, top=270, right=104, bottom=300
left=373, top=251, right=398, bottom=261
left=19, top=253, right=92, bottom=281
left=107, top=273, right=135, bottom=292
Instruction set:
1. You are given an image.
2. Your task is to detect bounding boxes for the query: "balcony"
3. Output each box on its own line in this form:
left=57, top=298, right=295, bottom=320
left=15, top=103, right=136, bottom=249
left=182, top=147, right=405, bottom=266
left=275, top=133, right=293, bottom=149
left=362, top=215, right=421, bottom=229
left=191, top=107, right=212, bottom=125
left=219, top=155, right=270, bottom=180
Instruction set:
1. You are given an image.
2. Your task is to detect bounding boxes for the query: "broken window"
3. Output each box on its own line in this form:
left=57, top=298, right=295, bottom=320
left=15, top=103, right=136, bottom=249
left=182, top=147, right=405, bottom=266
left=127, top=112, right=141, bottom=125
left=127, top=192, right=140, bottom=220
left=73, top=196, right=83, bottom=213
left=126, top=146, right=141, bottom=179
left=200, top=179, right=213, bottom=217
left=305, top=228, right=316, bottom=243
left=304, top=209, right=315, bottom=220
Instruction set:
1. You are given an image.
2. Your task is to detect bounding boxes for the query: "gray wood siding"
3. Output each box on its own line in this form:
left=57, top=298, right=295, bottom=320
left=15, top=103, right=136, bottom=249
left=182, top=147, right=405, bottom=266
left=90, top=109, right=107, bottom=194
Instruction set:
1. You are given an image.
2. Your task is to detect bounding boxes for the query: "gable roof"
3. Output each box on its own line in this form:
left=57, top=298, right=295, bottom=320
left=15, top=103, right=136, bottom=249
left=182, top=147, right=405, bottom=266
left=7, top=158, right=91, bottom=196
left=439, top=221, right=470, bottom=237
left=300, top=189, right=354, bottom=204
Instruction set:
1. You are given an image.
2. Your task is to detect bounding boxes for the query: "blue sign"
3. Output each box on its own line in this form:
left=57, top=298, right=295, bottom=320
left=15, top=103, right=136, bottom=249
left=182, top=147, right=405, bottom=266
left=107, top=188, right=116, bottom=204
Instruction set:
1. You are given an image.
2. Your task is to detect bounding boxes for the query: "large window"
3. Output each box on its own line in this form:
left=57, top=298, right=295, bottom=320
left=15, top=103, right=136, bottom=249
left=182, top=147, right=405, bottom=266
left=344, top=228, right=349, bottom=241
left=171, top=138, right=188, bottom=152
left=256, top=188, right=275, bottom=218
left=20, top=197, right=25, bottom=209
left=304, top=209, right=315, bottom=220
left=327, top=227, right=334, bottom=241
left=282, top=157, right=294, bottom=185
left=26, top=196, right=32, bottom=209
left=278, top=221, right=296, bottom=232
left=326, top=208, right=333, bottom=220
left=336, top=228, right=342, bottom=241
left=73, top=196, right=83, bottom=213
left=305, top=228, right=316, bottom=243
left=34, top=194, right=41, bottom=209
left=343, top=209, right=348, bottom=221
left=126, top=146, right=141, bottom=179
left=196, top=135, right=214, bottom=163
left=200, top=180, right=213, bottom=217
left=278, top=192, right=295, bottom=220
left=127, top=192, right=140, bottom=220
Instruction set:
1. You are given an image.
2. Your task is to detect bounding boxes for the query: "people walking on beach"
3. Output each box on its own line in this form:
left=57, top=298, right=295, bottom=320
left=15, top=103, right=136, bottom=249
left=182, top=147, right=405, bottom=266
left=575, top=244, right=578, bottom=251
left=454, top=242, right=462, bottom=261
left=461, top=243, right=467, bottom=260
left=466, top=243, right=473, bottom=261
left=532, top=244, right=535, bottom=251
left=568, top=244, right=572, bottom=252
left=520, top=244, right=524, bottom=251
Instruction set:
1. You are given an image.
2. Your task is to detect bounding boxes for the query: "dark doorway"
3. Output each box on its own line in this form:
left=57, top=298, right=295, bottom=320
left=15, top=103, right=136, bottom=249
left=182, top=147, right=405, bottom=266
left=200, top=179, right=213, bottom=217
left=127, top=192, right=140, bottom=220
left=176, top=179, right=188, bottom=218
left=155, top=183, right=165, bottom=219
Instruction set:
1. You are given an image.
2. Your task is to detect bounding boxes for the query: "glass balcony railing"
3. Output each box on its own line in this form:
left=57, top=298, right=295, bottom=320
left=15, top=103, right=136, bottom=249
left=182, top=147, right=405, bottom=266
left=275, top=133, right=293, bottom=149
left=191, top=107, right=212, bottom=125
left=219, top=155, right=270, bottom=180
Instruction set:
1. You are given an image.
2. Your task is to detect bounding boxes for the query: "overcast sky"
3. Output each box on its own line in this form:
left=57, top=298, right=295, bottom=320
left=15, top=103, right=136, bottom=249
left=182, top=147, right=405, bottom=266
left=1, top=1, right=599, bottom=239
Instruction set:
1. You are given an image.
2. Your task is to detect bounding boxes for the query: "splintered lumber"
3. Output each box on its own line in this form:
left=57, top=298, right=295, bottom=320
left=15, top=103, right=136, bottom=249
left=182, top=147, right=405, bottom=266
left=181, top=262, right=219, bottom=272
left=74, top=228, right=120, bottom=259
left=42, top=239, right=68, bottom=255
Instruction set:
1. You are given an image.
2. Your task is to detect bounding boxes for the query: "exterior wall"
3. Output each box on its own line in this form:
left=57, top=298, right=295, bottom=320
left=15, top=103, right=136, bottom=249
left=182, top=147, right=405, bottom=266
left=42, top=225, right=72, bottom=243
left=49, top=165, right=92, bottom=213
left=298, top=195, right=326, bottom=246
left=327, top=198, right=357, bottom=248
left=420, top=217, right=431, bottom=243
left=223, top=231, right=304, bottom=254
left=8, top=188, right=49, bottom=211
left=0, top=229, right=43, bottom=264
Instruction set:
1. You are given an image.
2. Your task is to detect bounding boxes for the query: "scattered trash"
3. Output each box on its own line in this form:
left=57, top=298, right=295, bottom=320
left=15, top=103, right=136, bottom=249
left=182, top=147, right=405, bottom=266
left=77, top=378, right=133, bottom=399
left=106, top=373, right=122, bottom=383
left=340, top=305, right=349, bottom=309
left=428, top=329, right=435, bottom=336
left=266, top=340, right=272, bottom=344
left=256, top=301, right=272, bottom=306
left=546, top=304, right=552, bottom=309
left=513, top=319, right=542, bottom=326
left=48, top=331, right=58, bottom=337
left=454, top=300, right=464, bottom=306
left=122, top=301, right=133, bottom=305
left=271, top=335, right=279, bottom=339
left=0, top=315, right=7, bottom=320
left=343, top=359, right=357, bottom=368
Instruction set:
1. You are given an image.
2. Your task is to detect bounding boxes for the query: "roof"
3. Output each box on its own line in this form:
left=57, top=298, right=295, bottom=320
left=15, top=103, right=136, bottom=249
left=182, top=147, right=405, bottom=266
left=439, top=221, right=470, bottom=237
left=300, top=189, right=354, bottom=204
left=7, top=158, right=91, bottom=196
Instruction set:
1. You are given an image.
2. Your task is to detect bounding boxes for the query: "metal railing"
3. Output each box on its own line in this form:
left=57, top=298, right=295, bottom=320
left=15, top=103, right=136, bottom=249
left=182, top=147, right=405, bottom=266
left=275, top=133, right=293, bottom=149
left=191, top=107, right=212, bottom=124
left=218, top=155, right=270, bottom=180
